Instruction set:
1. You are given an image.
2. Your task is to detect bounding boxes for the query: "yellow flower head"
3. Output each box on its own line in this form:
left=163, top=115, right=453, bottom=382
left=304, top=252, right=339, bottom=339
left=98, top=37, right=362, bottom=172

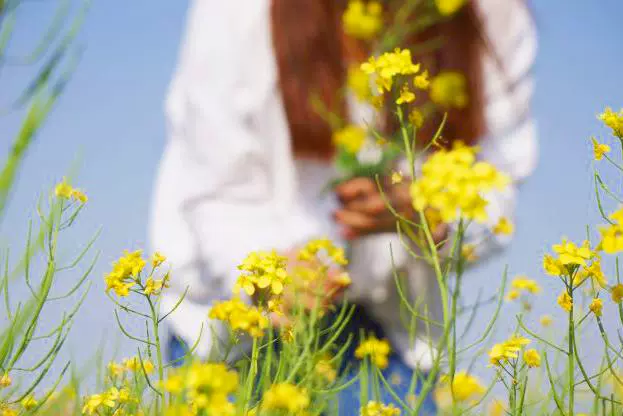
left=487, top=399, right=506, bottom=416
left=598, top=107, right=623, bottom=138
left=391, top=171, right=403, bottom=184
left=104, top=250, right=146, bottom=297
left=557, top=290, right=573, bottom=312
left=408, top=108, right=424, bottom=128
left=315, top=356, right=337, bottom=383
left=511, top=276, right=541, bottom=295
left=413, top=70, right=430, bottom=90
left=361, top=48, right=421, bottom=94
left=493, top=216, right=514, bottom=235
left=355, top=336, right=391, bottom=369
left=435, top=0, right=467, bottom=16
left=262, top=383, right=310, bottom=413
left=523, top=349, right=541, bottom=368
left=540, top=314, right=553, bottom=327
left=343, top=0, right=383, bottom=40
left=589, top=298, right=603, bottom=317
left=333, top=125, right=367, bottom=154
left=82, top=393, right=115, bottom=415
left=552, top=238, right=593, bottom=266
left=396, top=84, right=415, bottom=105
left=107, top=361, right=125, bottom=377
left=435, top=370, right=485, bottom=405
left=360, top=400, right=401, bottom=416
left=298, top=238, right=348, bottom=266
left=151, top=252, right=166, bottom=268
left=430, top=72, right=468, bottom=108
left=20, top=395, right=38, bottom=411
left=348, top=64, right=373, bottom=102
left=505, top=289, right=520, bottom=302
left=234, top=250, right=290, bottom=301
left=592, top=137, right=611, bottom=160
left=54, top=179, right=88, bottom=203
left=0, top=373, right=11, bottom=388
left=209, top=297, right=269, bottom=338
left=489, top=335, right=530, bottom=366
left=612, top=284, right=623, bottom=303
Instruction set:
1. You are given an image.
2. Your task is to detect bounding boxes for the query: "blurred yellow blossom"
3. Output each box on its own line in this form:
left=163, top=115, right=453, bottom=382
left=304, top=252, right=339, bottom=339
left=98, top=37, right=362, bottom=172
left=461, top=243, right=478, bottom=262
left=540, top=315, right=553, bottom=327
left=505, top=289, right=520, bottom=302
left=348, top=64, right=373, bottom=102
left=523, top=349, right=541, bottom=368
left=396, top=84, right=415, bottom=105
left=511, top=276, right=541, bottom=295
left=408, top=108, right=424, bottom=128
left=391, top=171, right=403, bottom=184
left=590, top=298, right=603, bottom=317
left=611, top=284, right=623, bottom=303
left=82, top=393, right=115, bottom=415
left=557, top=291, right=573, bottom=312
left=552, top=238, right=592, bottom=266
left=489, top=335, right=530, bottom=366
left=151, top=251, right=166, bottom=268
left=55, top=179, right=88, bottom=204
left=598, top=107, right=623, bottom=138
left=355, top=335, right=391, bottom=369
left=20, top=395, right=37, bottom=411
left=430, top=72, right=467, bottom=108
left=262, top=383, right=310, bottom=414
left=543, top=254, right=565, bottom=276
left=599, top=207, right=623, bottom=253
left=343, top=0, right=383, bottom=40
left=493, top=216, right=514, bottom=235
left=413, top=70, right=430, bottom=90
left=333, top=125, right=367, bottom=154
left=234, top=250, right=290, bottom=297
left=360, top=400, right=401, bottom=416
left=435, top=0, right=466, bottom=16
left=0, top=373, right=10, bottom=388
left=315, top=355, right=337, bottom=383
left=434, top=370, right=485, bottom=406
left=209, top=298, right=269, bottom=338
left=487, top=399, right=506, bottom=416
left=298, top=238, right=348, bottom=266
left=592, top=137, right=611, bottom=160
left=107, top=361, right=125, bottom=377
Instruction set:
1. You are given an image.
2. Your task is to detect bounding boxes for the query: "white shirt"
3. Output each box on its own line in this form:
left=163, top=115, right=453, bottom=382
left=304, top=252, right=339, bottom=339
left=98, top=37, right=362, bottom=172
left=149, top=0, right=537, bottom=370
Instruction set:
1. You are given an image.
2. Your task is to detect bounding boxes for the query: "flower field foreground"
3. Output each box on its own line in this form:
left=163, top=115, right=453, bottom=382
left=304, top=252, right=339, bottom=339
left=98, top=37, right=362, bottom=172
left=4, top=1, right=623, bottom=416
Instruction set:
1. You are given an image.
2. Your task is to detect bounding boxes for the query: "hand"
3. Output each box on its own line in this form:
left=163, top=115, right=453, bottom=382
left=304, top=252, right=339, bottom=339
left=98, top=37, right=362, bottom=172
left=334, top=176, right=449, bottom=242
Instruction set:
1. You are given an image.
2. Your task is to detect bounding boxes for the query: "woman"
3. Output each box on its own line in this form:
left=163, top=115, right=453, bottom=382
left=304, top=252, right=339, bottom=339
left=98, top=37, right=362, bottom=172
left=149, top=0, right=537, bottom=411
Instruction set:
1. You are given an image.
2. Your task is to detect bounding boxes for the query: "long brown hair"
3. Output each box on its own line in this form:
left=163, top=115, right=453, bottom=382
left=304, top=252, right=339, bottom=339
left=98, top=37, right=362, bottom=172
left=271, top=0, right=486, bottom=159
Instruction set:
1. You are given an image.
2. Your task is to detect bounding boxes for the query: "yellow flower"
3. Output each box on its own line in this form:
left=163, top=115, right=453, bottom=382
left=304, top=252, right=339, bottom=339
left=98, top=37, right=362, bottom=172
left=343, top=0, right=383, bottom=40
left=151, top=251, right=166, bottom=268
left=82, top=393, right=115, bottom=415
left=552, top=238, right=592, bottom=266
left=557, top=290, right=573, bottom=312
left=0, top=406, right=18, bottom=416
left=598, top=107, right=623, bottom=138
left=183, top=362, right=238, bottom=414
left=315, top=356, right=337, bottom=383
left=20, top=395, right=38, bottom=411
left=430, top=72, right=467, bottom=108
left=396, top=84, right=415, bottom=105
left=360, top=400, right=401, bottom=416
left=461, top=243, right=478, bottom=262
left=361, top=48, right=421, bottom=94
left=234, top=250, right=291, bottom=301
left=163, top=373, right=184, bottom=394
left=612, top=284, right=623, bottom=303
left=539, top=315, right=553, bottom=327
left=54, top=179, right=74, bottom=199
left=348, top=64, right=373, bottom=102
left=333, top=125, right=367, bottom=154
left=413, top=70, right=430, bottom=90
left=487, top=399, right=506, bottom=416
left=493, top=216, right=514, bottom=235
left=0, top=373, right=11, bottom=388
left=592, top=137, right=611, bottom=160
left=298, top=238, right=348, bottom=266
left=122, top=356, right=154, bottom=374
left=72, top=189, right=88, bottom=203
left=408, top=109, right=424, bottom=128
left=435, top=371, right=485, bottom=404
left=543, top=254, right=565, bottom=276
left=209, top=298, right=269, bottom=338
left=589, top=298, right=603, bottom=317
left=262, top=383, right=310, bottom=413
left=410, top=141, right=508, bottom=223
left=435, top=0, right=467, bottom=15
left=108, top=361, right=125, bottom=377
left=580, top=258, right=609, bottom=288
left=355, top=336, right=391, bottom=369
left=523, top=349, right=541, bottom=368
left=104, top=250, right=146, bottom=297
left=505, top=289, right=520, bottom=302
left=489, top=335, right=530, bottom=366
left=511, top=276, right=541, bottom=295
left=144, top=277, right=164, bottom=296
left=335, top=272, right=352, bottom=287
left=391, top=171, right=403, bottom=184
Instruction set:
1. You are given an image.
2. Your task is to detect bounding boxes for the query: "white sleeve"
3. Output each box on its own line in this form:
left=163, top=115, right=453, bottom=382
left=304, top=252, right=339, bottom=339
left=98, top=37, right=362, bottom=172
left=152, top=0, right=323, bottom=302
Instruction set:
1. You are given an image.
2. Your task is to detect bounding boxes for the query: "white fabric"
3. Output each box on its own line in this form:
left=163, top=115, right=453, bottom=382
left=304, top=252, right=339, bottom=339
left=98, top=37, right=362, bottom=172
left=149, top=0, right=538, bottom=369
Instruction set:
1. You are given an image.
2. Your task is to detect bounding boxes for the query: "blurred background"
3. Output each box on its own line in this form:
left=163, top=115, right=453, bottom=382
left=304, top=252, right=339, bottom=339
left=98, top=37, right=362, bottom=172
left=1, top=0, right=622, bottom=384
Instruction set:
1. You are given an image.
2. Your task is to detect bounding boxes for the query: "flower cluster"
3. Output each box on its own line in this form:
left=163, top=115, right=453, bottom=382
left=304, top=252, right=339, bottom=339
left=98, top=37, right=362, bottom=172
left=361, top=48, right=421, bottom=94
left=360, top=400, right=401, bottom=416
left=209, top=297, right=269, bottom=338
left=429, top=71, right=468, bottom=108
left=592, top=137, right=611, bottom=160
left=342, top=0, right=383, bottom=40
left=104, top=250, right=169, bottom=297
left=599, top=207, right=623, bottom=254
left=506, top=275, right=541, bottom=302
left=162, top=362, right=238, bottom=415
left=54, top=178, right=88, bottom=204
left=298, top=238, right=348, bottom=266
left=234, top=250, right=290, bottom=299
left=410, top=141, right=509, bottom=223
left=598, top=107, right=623, bottom=138
left=354, top=335, right=391, bottom=369
left=262, top=383, right=310, bottom=414
left=488, top=335, right=531, bottom=367
left=333, top=124, right=367, bottom=154
left=82, top=387, right=135, bottom=415
left=435, top=0, right=467, bottom=16
left=434, top=371, right=485, bottom=406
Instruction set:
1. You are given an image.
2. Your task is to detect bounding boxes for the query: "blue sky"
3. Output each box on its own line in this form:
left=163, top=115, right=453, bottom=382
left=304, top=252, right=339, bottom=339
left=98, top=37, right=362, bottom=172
left=2, top=0, right=623, bottom=385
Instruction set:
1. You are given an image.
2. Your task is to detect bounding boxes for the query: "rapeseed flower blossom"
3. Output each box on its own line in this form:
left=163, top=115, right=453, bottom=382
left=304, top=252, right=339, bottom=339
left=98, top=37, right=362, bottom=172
left=360, top=400, right=401, bottom=416
left=234, top=250, right=290, bottom=299
left=315, top=355, right=337, bottom=383
left=391, top=171, right=403, bottom=184
left=434, top=371, right=485, bottom=405
left=430, top=72, right=467, bottom=108
left=552, top=238, right=593, bottom=266
left=599, top=207, right=623, bottom=253
left=598, top=107, right=623, bottom=138
left=298, top=238, right=348, bottom=266
left=611, top=283, right=623, bottom=303
left=435, top=0, right=467, bottom=16
left=557, top=291, right=573, bottom=312
left=493, top=216, right=514, bottom=235
left=355, top=335, right=391, bottom=369
left=592, top=137, right=611, bottom=160
left=343, top=0, right=383, bottom=40
left=413, top=70, right=430, bottom=90
left=410, top=141, right=509, bottom=223
left=408, top=108, right=424, bottom=128
left=488, top=335, right=531, bottom=366
left=20, top=396, right=37, bottom=411
left=590, top=298, right=603, bottom=317
left=82, top=393, right=115, bottom=415
left=523, top=349, right=541, bottom=368
left=104, top=250, right=146, bottom=297
left=262, top=383, right=310, bottom=414
left=348, top=65, right=373, bottom=102
left=511, top=276, right=541, bottom=295
left=123, top=356, right=155, bottom=374
left=540, top=315, right=553, bottom=327
left=0, top=374, right=10, bottom=388
left=333, top=125, right=367, bottom=154
left=361, top=48, right=420, bottom=94
left=209, top=298, right=269, bottom=338
left=54, top=178, right=88, bottom=203
left=396, top=84, right=415, bottom=105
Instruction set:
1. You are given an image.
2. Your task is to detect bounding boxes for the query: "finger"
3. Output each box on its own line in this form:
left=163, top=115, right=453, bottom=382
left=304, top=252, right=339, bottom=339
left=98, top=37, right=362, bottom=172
left=342, top=194, right=387, bottom=215
left=334, top=209, right=376, bottom=232
left=335, top=178, right=377, bottom=204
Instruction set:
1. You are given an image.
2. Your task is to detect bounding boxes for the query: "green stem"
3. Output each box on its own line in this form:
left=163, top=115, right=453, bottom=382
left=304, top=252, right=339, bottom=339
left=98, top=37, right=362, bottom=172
left=568, top=287, right=575, bottom=416
left=147, top=296, right=165, bottom=411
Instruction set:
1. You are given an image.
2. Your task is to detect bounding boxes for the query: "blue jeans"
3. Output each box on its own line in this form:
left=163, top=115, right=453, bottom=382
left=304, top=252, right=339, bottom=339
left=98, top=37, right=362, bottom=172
left=168, top=305, right=436, bottom=415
